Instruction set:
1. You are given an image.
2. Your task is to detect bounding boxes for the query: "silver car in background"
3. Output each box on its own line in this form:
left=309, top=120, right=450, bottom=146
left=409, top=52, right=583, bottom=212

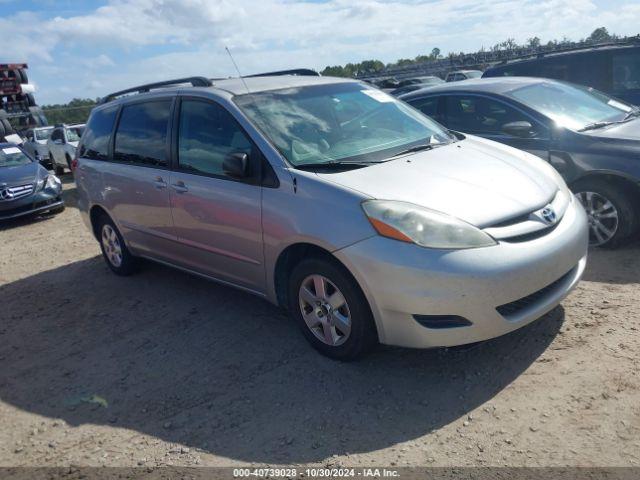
left=22, top=126, right=54, bottom=168
left=75, top=75, right=588, bottom=359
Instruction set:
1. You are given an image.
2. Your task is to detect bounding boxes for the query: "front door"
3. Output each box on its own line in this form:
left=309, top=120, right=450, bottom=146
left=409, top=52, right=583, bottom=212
left=169, top=97, right=264, bottom=292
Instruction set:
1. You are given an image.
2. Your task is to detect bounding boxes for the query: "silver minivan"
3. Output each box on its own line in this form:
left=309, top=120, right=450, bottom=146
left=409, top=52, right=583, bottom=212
left=76, top=74, right=589, bottom=359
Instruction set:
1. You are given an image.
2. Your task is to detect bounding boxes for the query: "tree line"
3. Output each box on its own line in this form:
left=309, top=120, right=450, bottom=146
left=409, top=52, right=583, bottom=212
left=319, top=27, right=626, bottom=77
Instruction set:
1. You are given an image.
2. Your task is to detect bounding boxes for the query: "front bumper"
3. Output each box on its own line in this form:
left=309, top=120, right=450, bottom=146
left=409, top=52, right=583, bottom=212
left=0, top=189, right=64, bottom=220
left=334, top=199, right=589, bottom=348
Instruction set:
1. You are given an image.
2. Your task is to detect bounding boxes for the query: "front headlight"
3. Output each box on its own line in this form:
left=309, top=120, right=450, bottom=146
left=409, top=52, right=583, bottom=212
left=46, top=174, right=62, bottom=191
left=362, top=200, right=497, bottom=249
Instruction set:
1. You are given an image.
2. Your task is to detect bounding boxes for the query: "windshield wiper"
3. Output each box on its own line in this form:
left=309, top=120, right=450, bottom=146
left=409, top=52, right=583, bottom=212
left=390, top=142, right=445, bottom=158
left=623, top=109, right=640, bottom=121
left=578, top=121, right=616, bottom=132
left=294, top=160, right=378, bottom=171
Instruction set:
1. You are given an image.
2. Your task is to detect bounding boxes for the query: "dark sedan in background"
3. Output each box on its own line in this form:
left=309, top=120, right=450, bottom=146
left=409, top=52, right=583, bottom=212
left=401, top=77, right=640, bottom=247
left=0, top=143, right=63, bottom=220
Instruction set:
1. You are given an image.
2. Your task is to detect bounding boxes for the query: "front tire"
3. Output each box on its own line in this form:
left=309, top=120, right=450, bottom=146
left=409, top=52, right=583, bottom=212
left=97, top=215, right=138, bottom=276
left=51, top=152, right=64, bottom=175
left=288, top=257, right=377, bottom=360
left=573, top=178, right=638, bottom=248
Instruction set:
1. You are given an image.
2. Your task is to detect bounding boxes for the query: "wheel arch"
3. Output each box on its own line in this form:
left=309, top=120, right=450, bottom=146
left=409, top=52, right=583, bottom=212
left=570, top=170, right=640, bottom=201
left=89, top=204, right=110, bottom=240
left=273, top=241, right=381, bottom=343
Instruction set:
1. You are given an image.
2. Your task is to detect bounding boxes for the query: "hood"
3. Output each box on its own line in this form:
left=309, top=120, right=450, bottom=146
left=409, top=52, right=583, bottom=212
left=316, top=136, right=557, bottom=227
left=0, top=161, right=41, bottom=187
left=36, top=139, right=48, bottom=145
left=586, top=117, right=640, bottom=141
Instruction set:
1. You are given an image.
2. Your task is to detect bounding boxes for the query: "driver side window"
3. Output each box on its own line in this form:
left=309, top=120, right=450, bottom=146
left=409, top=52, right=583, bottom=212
left=443, top=95, right=542, bottom=137
left=178, top=99, right=253, bottom=178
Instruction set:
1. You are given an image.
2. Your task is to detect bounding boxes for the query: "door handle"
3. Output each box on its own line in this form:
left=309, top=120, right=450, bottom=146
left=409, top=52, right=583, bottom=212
left=153, top=176, right=167, bottom=189
left=171, top=181, right=188, bottom=193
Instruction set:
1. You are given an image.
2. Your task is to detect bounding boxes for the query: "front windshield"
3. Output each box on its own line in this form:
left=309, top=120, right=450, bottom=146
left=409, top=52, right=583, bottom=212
left=507, top=82, right=635, bottom=131
left=0, top=146, right=32, bottom=168
left=235, top=83, right=453, bottom=166
left=465, top=71, right=482, bottom=79
left=34, top=128, right=53, bottom=141
left=66, top=127, right=85, bottom=143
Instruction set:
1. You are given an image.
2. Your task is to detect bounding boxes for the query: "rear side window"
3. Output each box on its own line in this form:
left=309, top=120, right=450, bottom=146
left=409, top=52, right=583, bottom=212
left=114, top=100, right=172, bottom=167
left=177, top=99, right=252, bottom=177
left=81, top=107, right=118, bottom=160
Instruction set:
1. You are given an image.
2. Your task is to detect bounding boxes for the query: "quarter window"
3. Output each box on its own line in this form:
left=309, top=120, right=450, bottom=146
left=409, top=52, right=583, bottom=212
left=177, top=100, right=252, bottom=177
left=80, top=106, right=118, bottom=160
left=114, top=100, right=172, bottom=167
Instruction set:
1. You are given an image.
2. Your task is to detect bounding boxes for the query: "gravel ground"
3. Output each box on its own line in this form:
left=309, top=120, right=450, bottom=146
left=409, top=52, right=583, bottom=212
left=0, top=177, right=639, bottom=468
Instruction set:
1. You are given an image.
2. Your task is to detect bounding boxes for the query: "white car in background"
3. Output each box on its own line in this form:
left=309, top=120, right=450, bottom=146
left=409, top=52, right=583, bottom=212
left=47, top=123, right=85, bottom=174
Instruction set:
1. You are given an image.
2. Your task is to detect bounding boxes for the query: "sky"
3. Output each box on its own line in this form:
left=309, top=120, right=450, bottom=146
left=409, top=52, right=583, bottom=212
left=1, top=0, right=639, bottom=104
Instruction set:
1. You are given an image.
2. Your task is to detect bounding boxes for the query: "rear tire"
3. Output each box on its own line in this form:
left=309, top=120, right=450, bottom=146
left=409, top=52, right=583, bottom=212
left=573, top=178, right=638, bottom=249
left=97, top=214, right=138, bottom=276
left=288, top=257, right=377, bottom=360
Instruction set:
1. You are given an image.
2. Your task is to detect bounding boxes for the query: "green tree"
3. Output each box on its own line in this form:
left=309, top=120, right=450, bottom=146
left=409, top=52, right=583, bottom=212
left=587, top=27, right=612, bottom=43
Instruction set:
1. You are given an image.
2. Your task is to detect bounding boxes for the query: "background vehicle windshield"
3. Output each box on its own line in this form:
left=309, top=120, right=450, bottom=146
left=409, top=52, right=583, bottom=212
left=34, top=128, right=53, bottom=141
left=507, top=81, right=634, bottom=130
left=0, top=147, right=32, bottom=168
left=235, top=83, right=453, bottom=166
left=66, top=127, right=85, bottom=142
left=465, top=71, right=482, bottom=79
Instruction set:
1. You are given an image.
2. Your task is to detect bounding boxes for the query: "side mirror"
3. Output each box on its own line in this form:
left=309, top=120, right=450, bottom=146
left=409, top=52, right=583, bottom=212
left=502, top=121, right=534, bottom=138
left=223, top=152, right=250, bottom=178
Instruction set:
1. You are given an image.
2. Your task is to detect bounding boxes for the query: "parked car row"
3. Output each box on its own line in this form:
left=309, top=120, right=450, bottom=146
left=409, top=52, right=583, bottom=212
left=20, top=123, right=85, bottom=173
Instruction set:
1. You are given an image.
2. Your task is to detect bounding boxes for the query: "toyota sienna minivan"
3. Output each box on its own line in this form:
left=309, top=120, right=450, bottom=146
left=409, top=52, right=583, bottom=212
left=75, top=73, right=589, bottom=360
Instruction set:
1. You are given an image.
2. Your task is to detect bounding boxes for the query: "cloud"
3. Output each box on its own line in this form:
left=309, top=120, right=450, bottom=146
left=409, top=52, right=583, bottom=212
left=0, top=0, right=638, bottom=103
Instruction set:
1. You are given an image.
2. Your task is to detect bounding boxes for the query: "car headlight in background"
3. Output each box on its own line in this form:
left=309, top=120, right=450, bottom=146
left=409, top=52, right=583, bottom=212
left=46, top=174, right=62, bottom=191
left=362, top=200, right=497, bottom=249
left=37, top=174, right=62, bottom=192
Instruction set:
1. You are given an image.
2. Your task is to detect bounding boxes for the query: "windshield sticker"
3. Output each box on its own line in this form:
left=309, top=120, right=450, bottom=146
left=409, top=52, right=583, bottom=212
left=2, top=147, right=21, bottom=154
left=607, top=99, right=632, bottom=112
left=362, top=89, right=394, bottom=103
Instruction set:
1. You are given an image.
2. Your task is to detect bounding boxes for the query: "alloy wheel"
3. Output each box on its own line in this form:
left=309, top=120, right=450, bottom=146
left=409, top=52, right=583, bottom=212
left=101, top=224, right=123, bottom=267
left=298, top=274, right=352, bottom=347
left=575, top=191, right=619, bottom=247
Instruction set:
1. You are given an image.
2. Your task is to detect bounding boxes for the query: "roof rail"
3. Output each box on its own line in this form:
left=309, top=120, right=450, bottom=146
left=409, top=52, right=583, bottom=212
left=99, top=76, right=213, bottom=104
left=494, top=39, right=640, bottom=66
left=245, top=68, right=320, bottom=78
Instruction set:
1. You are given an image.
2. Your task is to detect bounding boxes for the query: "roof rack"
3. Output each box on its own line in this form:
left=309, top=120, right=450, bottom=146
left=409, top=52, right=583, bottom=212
left=99, top=76, right=213, bottom=104
left=245, top=68, right=320, bottom=78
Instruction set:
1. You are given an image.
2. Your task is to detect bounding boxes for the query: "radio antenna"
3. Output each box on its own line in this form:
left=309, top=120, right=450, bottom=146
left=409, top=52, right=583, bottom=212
left=225, top=46, right=251, bottom=94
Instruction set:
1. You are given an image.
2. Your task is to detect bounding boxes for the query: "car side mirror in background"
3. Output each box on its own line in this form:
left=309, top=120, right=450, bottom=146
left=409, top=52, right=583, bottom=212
left=223, top=152, right=250, bottom=178
left=502, top=121, right=534, bottom=138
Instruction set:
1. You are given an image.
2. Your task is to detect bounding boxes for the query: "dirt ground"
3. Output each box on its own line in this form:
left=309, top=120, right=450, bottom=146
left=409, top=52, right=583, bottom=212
left=0, top=177, right=639, bottom=468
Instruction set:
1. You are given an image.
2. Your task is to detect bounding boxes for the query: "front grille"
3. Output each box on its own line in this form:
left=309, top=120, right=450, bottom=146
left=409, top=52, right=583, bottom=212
left=0, top=184, right=34, bottom=201
left=496, top=268, right=574, bottom=318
